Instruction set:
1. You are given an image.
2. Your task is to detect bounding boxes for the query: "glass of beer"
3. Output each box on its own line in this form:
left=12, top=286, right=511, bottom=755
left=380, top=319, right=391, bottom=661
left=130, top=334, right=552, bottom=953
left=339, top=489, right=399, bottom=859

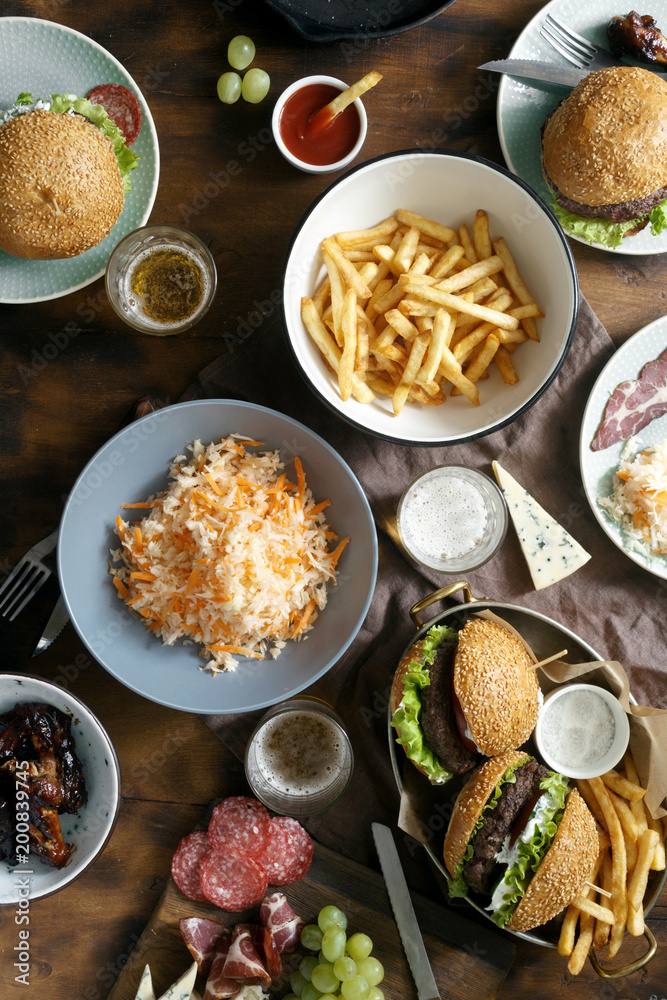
left=244, top=697, right=354, bottom=817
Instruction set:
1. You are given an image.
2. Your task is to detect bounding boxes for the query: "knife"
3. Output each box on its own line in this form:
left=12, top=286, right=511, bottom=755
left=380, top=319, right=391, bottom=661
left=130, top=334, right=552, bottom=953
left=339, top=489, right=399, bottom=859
left=478, top=59, right=587, bottom=90
left=371, top=822, right=440, bottom=1000
left=32, top=594, right=69, bottom=657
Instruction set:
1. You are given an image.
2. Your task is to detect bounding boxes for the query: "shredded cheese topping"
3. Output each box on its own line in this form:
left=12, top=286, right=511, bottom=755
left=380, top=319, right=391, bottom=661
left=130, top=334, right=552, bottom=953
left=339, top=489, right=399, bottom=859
left=109, top=435, right=349, bottom=672
left=599, top=437, right=667, bottom=557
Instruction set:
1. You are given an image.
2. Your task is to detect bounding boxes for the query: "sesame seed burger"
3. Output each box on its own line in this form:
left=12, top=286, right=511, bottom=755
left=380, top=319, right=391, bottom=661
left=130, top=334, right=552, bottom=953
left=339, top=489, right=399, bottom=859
left=541, top=66, right=667, bottom=248
left=443, top=750, right=599, bottom=931
left=390, top=618, right=540, bottom=785
left=0, top=93, right=138, bottom=260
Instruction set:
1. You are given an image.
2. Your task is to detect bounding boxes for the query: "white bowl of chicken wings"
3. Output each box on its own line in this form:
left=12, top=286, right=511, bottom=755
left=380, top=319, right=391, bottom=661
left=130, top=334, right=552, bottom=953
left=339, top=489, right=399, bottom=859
left=0, top=674, right=121, bottom=904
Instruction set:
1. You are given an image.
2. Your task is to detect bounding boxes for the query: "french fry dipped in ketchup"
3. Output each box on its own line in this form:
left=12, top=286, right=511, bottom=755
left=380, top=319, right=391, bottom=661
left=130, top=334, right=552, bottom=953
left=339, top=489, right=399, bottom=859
left=306, top=71, right=383, bottom=137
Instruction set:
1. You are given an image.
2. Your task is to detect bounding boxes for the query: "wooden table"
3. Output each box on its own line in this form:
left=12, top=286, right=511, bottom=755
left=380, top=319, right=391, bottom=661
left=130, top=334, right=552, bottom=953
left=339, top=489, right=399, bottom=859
left=1, top=0, right=665, bottom=997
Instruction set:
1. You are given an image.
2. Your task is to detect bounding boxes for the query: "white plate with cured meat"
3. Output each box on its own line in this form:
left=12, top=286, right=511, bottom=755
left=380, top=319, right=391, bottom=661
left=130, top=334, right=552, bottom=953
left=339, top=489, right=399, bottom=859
left=580, top=317, right=667, bottom=579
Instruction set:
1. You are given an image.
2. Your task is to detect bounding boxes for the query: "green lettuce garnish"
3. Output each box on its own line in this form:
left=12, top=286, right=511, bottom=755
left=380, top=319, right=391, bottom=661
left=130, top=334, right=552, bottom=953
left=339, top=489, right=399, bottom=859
left=551, top=194, right=667, bottom=250
left=447, top=755, right=528, bottom=899
left=390, top=624, right=457, bottom=786
left=489, top=770, right=570, bottom=928
left=17, top=92, right=138, bottom=193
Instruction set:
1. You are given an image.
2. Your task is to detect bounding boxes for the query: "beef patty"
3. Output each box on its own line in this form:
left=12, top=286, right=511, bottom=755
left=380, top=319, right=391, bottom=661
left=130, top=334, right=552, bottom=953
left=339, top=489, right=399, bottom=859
left=420, top=641, right=478, bottom=775
left=463, top=758, right=550, bottom=896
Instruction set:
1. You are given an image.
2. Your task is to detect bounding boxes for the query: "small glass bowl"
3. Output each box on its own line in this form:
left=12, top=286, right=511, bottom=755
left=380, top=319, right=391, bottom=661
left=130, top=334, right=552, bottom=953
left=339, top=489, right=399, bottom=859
left=272, top=75, right=368, bottom=175
left=397, top=465, right=508, bottom=574
left=534, top=682, right=630, bottom=779
left=105, top=223, right=217, bottom=335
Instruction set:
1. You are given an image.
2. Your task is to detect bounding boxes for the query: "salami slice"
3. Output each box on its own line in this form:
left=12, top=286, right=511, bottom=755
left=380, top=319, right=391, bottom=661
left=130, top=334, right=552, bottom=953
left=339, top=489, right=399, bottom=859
left=253, top=817, right=297, bottom=886
left=270, top=817, right=313, bottom=884
left=86, top=83, right=142, bottom=145
left=208, top=796, right=271, bottom=860
left=171, top=830, right=210, bottom=901
left=199, top=849, right=269, bottom=912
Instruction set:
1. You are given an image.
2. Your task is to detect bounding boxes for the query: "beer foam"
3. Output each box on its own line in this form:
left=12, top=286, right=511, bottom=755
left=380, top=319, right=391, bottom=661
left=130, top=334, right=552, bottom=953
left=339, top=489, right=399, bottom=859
left=401, top=474, right=488, bottom=560
left=253, top=710, right=351, bottom=797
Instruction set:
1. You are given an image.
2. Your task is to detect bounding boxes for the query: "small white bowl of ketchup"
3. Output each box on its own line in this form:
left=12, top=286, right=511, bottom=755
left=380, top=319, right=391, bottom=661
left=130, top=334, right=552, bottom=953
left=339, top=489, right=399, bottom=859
left=272, top=75, right=368, bottom=174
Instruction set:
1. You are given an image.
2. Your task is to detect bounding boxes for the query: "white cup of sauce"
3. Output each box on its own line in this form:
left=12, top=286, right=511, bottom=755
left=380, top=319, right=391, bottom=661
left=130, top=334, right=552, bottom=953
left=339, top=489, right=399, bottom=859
left=534, top=682, right=630, bottom=779
left=272, top=75, right=368, bottom=174
left=396, top=465, right=508, bottom=574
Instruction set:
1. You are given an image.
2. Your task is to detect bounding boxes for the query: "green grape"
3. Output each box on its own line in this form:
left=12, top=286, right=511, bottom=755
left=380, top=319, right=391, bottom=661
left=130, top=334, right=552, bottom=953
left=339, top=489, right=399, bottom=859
left=301, top=982, right=323, bottom=1000
left=241, top=68, right=270, bottom=104
left=346, top=933, right=373, bottom=961
left=317, top=950, right=327, bottom=965
left=317, top=995, right=339, bottom=1000
left=333, top=957, right=357, bottom=982
left=322, top=926, right=347, bottom=963
left=290, top=971, right=308, bottom=996
left=311, top=963, right=340, bottom=994
left=227, top=34, right=255, bottom=70
left=301, top=924, right=324, bottom=951
left=283, top=995, right=300, bottom=1000
left=300, top=956, right=319, bottom=982
left=340, top=975, right=370, bottom=1000
left=368, top=989, right=384, bottom=1000
left=318, top=905, right=348, bottom=932
left=216, top=72, right=242, bottom=104
left=355, top=959, right=383, bottom=987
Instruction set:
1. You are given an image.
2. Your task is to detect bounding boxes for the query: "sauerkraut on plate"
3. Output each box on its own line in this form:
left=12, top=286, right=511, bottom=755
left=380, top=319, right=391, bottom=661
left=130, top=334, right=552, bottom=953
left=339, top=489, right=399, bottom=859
left=109, top=435, right=349, bottom=672
left=598, top=438, right=667, bottom=557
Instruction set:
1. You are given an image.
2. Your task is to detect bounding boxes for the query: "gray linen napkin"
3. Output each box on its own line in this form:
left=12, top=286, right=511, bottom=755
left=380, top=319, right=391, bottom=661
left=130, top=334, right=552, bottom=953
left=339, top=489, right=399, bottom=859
left=182, top=296, right=665, bottom=876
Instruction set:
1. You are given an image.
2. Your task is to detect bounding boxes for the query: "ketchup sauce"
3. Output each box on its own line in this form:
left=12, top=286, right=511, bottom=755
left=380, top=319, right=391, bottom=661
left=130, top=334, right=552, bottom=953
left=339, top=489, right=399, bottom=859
left=279, top=83, right=360, bottom=166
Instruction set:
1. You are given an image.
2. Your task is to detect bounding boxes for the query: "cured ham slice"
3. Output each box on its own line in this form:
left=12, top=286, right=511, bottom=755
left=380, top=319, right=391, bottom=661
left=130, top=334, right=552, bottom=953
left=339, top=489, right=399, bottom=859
left=591, top=348, right=667, bottom=450
left=203, top=929, right=239, bottom=1000
left=179, top=917, right=226, bottom=977
left=249, top=924, right=282, bottom=979
left=222, top=924, right=271, bottom=985
left=259, top=892, right=304, bottom=954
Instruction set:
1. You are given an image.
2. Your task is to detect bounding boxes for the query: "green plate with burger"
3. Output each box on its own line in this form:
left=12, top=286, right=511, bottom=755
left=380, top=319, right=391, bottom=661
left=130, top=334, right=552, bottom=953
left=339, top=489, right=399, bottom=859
left=497, top=0, right=667, bottom=254
left=0, top=16, right=159, bottom=303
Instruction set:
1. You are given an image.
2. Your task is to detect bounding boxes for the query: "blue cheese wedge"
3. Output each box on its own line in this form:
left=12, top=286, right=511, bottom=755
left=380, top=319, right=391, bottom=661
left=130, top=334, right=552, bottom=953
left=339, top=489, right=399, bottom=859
left=492, top=461, right=591, bottom=589
left=156, top=963, right=198, bottom=1000
left=134, top=965, right=156, bottom=1000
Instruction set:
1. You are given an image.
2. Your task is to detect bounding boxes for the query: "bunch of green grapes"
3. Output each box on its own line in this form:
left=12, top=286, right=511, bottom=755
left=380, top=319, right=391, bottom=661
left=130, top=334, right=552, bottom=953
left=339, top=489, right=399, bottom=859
left=284, top=905, right=385, bottom=1000
left=217, top=35, right=270, bottom=105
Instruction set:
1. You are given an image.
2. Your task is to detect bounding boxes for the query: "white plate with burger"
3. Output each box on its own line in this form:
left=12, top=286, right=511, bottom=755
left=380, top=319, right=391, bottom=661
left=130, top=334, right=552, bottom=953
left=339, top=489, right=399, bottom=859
left=497, top=0, right=667, bottom=254
left=0, top=16, right=159, bottom=303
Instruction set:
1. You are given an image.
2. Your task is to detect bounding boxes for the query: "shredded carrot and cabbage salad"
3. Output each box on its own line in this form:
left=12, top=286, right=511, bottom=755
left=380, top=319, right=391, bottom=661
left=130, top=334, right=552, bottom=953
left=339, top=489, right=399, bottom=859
left=109, top=435, right=349, bottom=672
left=599, top=438, right=667, bottom=557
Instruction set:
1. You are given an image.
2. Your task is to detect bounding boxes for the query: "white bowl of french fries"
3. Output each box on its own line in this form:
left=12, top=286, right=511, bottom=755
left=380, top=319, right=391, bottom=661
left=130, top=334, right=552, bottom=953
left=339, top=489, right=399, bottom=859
left=283, top=150, right=578, bottom=445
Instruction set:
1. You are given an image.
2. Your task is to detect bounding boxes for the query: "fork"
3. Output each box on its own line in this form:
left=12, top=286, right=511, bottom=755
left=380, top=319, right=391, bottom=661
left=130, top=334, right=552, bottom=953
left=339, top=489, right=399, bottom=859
left=0, top=527, right=58, bottom=620
left=540, top=13, right=621, bottom=71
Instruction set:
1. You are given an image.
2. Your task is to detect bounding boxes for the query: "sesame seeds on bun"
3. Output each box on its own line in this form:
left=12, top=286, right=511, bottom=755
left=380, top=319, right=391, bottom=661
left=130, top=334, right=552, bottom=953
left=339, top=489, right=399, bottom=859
left=508, top=788, right=599, bottom=932
left=0, top=109, right=124, bottom=259
left=542, top=66, right=667, bottom=208
left=453, top=619, right=540, bottom=756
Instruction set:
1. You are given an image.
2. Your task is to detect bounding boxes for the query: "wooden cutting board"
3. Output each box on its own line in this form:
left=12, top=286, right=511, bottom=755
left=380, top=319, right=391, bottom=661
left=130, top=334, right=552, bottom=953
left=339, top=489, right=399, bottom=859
left=107, top=838, right=514, bottom=1000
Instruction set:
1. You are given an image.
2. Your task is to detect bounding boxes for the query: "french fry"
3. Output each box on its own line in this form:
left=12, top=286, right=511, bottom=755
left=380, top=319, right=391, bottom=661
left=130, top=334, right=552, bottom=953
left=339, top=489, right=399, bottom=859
left=495, top=344, right=519, bottom=384
left=458, top=223, right=477, bottom=263
left=626, top=828, right=660, bottom=935
left=602, top=769, right=646, bottom=802
left=308, top=71, right=383, bottom=136
left=492, top=237, right=541, bottom=341
left=461, top=334, right=499, bottom=384
left=392, top=333, right=429, bottom=415
left=473, top=209, right=493, bottom=260
left=571, top=896, right=615, bottom=924
left=558, top=905, right=579, bottom=957
left=589, top=776, right=628, bottom=960
left=396, top=208, right=456, bottom=243
left=434, top=255, right=504, bottom=294
left=335, top=216, right=399, bottom=250
left=300, top=298, right=374, bottom=404
left=624, top=752, right=649, bottom=837
left=339, top=288, right=358, bottom=401
left=568, top=912, right=594, bottom=976
left=646, top=810, right=666, bottom=870
left=393, top=226, right=421, bottom=274
left=607, top=788, right=639, bottom=842
left=593, top=851, right=613, bottom=950
left=322, top=237, right=372, bottom=300
left=402, top=283, right=519, bottom=330
left=429, top=244, right=465, bottom=278
left=417, top=308, right=453, bottom=386
left=576, top=779, right=608, bottom=832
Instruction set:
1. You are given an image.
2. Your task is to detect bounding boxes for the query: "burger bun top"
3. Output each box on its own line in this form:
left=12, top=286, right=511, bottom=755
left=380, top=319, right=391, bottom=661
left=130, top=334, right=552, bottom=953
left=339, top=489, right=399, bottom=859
left=0, top=109, right=124, bottom=259
left=542, top=66, right=667, bottom=207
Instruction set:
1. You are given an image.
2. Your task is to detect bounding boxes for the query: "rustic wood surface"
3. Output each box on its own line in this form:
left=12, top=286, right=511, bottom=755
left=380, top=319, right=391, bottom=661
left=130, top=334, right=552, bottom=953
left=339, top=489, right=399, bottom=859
left=106, top=838, right=515, bottom=1000
left=1, top=0, right=666, bottom=997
